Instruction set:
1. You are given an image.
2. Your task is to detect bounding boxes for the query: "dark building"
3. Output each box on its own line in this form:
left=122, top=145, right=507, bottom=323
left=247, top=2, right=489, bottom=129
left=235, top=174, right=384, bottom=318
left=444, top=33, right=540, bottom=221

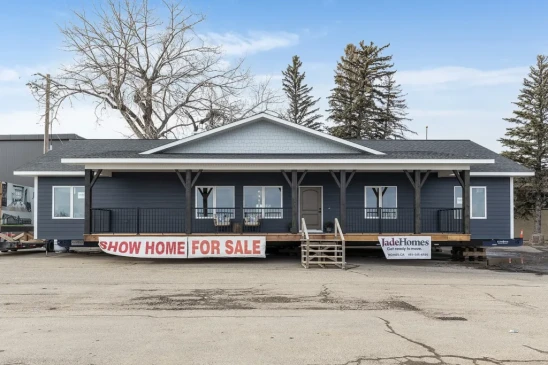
left=0, top=134, right=83, bottom=186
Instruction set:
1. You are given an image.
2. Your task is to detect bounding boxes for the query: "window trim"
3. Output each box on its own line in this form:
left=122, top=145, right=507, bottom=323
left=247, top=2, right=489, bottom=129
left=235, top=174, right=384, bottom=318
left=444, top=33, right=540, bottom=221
left=194, top=186, right=235, bottom=219
left=453, top=186, right=487, bottom=219
left=364, top=186, right=398, bottom=219
left=52, top=186, right=85, bottom=220
left=243, top=186, right=283, bottom=219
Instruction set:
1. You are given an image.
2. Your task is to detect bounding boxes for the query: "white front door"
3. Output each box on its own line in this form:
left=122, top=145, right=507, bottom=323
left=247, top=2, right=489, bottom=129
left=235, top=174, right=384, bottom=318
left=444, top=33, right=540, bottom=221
left=300, top=187, right=322, bottom=230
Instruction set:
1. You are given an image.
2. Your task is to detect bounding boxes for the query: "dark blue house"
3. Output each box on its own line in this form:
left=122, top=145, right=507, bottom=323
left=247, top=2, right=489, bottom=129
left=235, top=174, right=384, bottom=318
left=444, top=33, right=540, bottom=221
left=14, top=114, right=532, bottom=246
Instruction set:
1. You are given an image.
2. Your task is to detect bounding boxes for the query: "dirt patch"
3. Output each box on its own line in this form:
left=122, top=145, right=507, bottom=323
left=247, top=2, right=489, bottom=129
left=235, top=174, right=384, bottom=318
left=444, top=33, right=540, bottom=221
left=128, top=288, right=422, bottom=312
left=248, top=295, right=298, bottom=303
left=436, top=316, right=467, bottom=321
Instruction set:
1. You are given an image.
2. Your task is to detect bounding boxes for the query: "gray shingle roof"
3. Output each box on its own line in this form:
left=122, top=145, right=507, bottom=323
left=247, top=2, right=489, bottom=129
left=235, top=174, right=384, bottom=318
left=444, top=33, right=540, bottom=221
left=15, top=138, right=531, bottom=174
left=0, top=134, right=84, bottom=141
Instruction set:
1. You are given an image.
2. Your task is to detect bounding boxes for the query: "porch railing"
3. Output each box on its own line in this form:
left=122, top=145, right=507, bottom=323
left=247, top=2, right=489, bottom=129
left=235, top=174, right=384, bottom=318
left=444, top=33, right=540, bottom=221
left=345, top=207, right=463, bottom=234
left=91, top=207, right=292, bottom=234
left=91, top=208, right=185, bottom=234
left=91, top=207, right=463, bottom=235
left=192, top=207, right=292, bottom=233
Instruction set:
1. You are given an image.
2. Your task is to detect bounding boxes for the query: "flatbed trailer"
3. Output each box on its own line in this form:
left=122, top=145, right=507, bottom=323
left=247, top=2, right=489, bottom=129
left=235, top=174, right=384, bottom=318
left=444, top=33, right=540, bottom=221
left=0, top=232, right=45, bottom=252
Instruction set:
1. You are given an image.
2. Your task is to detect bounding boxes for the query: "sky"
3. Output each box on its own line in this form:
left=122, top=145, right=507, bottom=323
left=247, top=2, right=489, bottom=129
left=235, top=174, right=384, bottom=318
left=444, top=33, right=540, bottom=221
left=1, top=0, right=547, bottom=152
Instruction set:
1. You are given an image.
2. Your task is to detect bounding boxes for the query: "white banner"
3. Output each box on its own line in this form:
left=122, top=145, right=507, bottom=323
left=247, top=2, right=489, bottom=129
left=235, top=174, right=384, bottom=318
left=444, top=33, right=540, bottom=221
left=98, top=236, right=267, bottom=259
left=378, top=236, right=431, bottom=260
left=99, top=236, right=187, bottom=258
left=188, top=237, right=266, bottom=258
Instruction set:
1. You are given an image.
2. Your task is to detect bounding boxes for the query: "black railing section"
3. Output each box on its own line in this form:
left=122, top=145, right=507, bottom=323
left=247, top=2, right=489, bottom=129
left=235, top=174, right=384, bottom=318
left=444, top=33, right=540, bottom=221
left=346, top=207, right=464, bottom=234
left=436, top=208, right=463, bottom=233
left=91, top=207, right=293, bottom=234
left=92, top=207, right=463, bottom=234
left=91, top=208, right=185, bottom=234
left=192, top=207, right=292, bottom=233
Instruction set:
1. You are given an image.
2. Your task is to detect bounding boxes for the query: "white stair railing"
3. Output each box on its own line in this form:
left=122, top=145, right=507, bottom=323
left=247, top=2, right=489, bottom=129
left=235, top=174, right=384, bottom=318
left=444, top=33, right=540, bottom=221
left=301, top=218, right=310, bottom=268
left=334, top=218, right=346, bottom=269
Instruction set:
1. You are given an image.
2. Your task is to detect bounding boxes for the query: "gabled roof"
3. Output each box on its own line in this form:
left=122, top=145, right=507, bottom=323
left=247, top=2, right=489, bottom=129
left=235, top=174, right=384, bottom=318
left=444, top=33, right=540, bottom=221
left=13, top=138, right=532, bottom=176
left=140, top=113, right=385, bottom=155
left=352, top=140, right=533, bottom=175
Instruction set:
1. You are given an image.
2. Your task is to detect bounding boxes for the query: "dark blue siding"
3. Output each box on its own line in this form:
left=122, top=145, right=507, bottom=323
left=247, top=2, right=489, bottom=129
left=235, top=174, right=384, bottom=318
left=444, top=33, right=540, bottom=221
left=37, top=177, right=85, bottom=240
left=38, top=172, right=511, bottom=240
left=422, top=176, right=511, bottom=239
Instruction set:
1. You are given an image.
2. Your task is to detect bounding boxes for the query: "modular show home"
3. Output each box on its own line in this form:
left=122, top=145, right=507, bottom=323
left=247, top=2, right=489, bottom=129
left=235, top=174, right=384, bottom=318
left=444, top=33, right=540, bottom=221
left=14, top=114, right=532, bottom=257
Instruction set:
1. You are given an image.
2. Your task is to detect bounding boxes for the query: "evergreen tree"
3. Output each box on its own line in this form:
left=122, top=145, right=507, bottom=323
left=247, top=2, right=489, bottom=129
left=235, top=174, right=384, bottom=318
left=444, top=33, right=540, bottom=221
left=375, top=74, right=415, bottom=139
left=281, top=55, right=323, bottom=130
left=500, top=55, right=548, bottom=236
left=327, top=41, right=414, bottom=139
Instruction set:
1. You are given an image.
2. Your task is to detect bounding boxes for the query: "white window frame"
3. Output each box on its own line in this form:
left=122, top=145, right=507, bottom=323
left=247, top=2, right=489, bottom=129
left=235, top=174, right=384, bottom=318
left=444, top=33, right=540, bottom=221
left=364, top=186, right=398, bottom=219
left=453, top=186, right=487, bottom=219
left=52, top=186, right=85, bottom=219
left=243, top=186, right=283, bottom=219
left=195, top=186, right=235, bottom=219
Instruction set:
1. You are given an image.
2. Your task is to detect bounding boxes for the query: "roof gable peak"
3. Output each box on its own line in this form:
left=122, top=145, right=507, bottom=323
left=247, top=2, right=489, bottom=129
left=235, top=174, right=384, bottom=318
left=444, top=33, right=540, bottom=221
left=141, top=113, right=384, bottom=155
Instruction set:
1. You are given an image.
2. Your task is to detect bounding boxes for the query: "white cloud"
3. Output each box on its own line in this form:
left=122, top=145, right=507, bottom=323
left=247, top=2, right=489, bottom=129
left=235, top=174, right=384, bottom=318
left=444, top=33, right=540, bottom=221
left=0, top=67, right=20, bottom=82
left=398, top=66, right=528, bottom=87
left=203, top=31, right=299, bottom=56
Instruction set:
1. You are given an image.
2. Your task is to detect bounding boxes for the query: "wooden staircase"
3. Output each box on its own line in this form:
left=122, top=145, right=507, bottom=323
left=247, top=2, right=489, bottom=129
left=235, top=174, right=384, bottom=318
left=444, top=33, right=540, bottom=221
left=301, top=218, right=346, bottom=269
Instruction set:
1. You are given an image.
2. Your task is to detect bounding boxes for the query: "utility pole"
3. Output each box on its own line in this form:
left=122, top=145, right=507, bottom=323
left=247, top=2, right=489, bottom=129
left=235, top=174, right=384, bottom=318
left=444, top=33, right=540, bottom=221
left=425, top=126, right=428, bottom=140
left=43, top=74, right=51, bottom=154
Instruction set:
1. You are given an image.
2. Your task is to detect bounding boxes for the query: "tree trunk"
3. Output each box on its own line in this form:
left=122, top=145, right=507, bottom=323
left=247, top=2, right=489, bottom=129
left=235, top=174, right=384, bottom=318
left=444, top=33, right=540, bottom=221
left=533, top=192, right=542, bottom=235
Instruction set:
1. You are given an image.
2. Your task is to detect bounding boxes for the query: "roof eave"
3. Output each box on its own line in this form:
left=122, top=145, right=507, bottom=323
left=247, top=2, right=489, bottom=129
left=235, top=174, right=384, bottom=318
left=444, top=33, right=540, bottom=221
left=14, top=171, right=85, bottom=177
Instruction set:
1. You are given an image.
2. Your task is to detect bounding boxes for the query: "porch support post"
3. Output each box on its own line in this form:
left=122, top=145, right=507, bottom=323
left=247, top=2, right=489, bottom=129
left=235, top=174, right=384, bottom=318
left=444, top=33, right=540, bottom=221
left=462, top=170, right=470, bottom=234
left=454, top=170, right=471, bottom=234
left=84, top=169, right=93, bottom=235
left=413, top=170, right=421, bottom=234
left=340, top=171, right=347, bottom=230
left=185, top=169, right=192, bottom=234
left=291, top=170, right=298, bottom=234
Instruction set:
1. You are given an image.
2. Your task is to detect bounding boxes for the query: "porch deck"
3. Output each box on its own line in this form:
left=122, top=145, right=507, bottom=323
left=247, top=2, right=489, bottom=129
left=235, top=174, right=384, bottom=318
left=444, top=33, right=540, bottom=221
left=84, top=232, right=471, bottom=243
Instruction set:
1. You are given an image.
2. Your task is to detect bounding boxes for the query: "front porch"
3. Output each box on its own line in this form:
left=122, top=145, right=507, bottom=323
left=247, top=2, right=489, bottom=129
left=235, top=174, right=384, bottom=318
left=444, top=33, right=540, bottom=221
left=83, top=169, right=473, bottom=243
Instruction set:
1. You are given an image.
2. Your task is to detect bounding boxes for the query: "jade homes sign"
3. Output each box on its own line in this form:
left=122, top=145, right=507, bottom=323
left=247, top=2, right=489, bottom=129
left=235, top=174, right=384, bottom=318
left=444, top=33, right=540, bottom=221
left=378, top=236, right=431, bottom=259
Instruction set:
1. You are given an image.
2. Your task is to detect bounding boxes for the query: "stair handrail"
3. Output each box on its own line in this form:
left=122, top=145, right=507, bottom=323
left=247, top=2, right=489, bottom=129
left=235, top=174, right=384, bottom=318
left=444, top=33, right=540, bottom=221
left=334, top=218, right=345, bottom=241
left=334, top=218, right=346, bottom=270
left=301, top=218, right=309, bottom=240
left=301, top=217, right=310, bottom=269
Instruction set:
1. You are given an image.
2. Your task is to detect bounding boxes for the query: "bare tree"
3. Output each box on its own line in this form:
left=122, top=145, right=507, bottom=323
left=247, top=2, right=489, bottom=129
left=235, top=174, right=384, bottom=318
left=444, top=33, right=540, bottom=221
left=28, top=0, right=280, bottom=138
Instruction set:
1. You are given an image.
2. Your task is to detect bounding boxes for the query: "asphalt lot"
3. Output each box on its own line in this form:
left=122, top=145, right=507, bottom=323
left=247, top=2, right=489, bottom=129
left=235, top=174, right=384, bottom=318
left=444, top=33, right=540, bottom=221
left=1, top=248, right=547, bottom=365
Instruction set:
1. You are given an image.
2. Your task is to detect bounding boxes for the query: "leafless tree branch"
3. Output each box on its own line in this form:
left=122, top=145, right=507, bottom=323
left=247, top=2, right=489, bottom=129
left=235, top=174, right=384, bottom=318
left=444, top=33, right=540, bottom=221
left=27, top=0, right=281, bottom=138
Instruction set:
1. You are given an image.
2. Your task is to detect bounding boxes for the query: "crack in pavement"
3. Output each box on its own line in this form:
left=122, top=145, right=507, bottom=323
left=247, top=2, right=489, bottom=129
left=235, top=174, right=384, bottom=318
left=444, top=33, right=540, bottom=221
left=321, top=317, right=548, bottom=365
left=524, top=345, right=548, bottom=355
left=485, top=293, right=538, bottom=310
left=345, top=269, right=369, bottom=277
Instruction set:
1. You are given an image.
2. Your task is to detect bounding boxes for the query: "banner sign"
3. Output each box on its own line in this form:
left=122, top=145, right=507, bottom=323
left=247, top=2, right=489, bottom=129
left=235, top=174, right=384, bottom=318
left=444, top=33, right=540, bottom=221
left=98, top=236, right=266, bottom=259
left=188, top=237, right=266, bottom=258
left=378, top=236, right=431, bottom=260
left=99, top=237, right=187, bottom=258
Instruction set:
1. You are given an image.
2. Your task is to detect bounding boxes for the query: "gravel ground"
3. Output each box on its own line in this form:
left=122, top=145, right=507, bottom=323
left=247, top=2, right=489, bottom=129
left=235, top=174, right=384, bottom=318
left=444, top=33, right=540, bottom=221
left=0, top=248, right=547, bottom=365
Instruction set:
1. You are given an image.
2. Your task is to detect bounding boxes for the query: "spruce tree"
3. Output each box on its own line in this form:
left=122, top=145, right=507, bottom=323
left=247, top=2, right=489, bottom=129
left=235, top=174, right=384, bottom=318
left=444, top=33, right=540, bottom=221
left=327, top=41, right=414, bottom=139
left=375, top=74, right=415, bottom=139
left=500, top=55, right=548, bottom=236
left=281, top=55, right=323, bottom=130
